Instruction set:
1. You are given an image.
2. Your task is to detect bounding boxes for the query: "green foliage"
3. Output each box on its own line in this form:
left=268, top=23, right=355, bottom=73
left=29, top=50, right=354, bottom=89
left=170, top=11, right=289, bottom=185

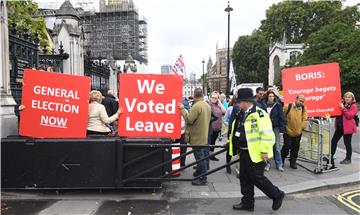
left=260, top=1, right=349, bottom=43
left=7, top=0, right=48, bottom=47
left=297, top=22, right=360, bottom=100
left=232, top=30, right=269, bottom=85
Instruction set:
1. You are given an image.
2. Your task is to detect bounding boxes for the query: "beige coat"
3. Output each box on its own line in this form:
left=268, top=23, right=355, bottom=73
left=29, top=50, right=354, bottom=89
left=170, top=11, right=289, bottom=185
left=87, top=102, right=119, bottom=133
left=180, top=97, right=211, bottom=145
left=284, top=103, right=308, bottom=137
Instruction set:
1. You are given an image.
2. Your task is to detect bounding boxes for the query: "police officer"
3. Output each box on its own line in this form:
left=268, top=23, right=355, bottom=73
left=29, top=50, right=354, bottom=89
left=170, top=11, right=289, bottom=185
left=229, top=88, right=285, bottom=212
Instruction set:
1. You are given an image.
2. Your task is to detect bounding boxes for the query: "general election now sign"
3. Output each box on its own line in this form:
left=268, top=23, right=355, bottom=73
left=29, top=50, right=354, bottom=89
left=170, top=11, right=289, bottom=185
left=19, top=69, right=91, bottom=138
left=282, top=62, right=342, bottom=117
left=118, top=74, right=183, bottom=139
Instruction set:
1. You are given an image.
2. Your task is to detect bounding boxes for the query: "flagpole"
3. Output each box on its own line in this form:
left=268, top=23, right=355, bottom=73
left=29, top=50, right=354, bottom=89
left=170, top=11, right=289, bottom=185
left=202, top=59, right=205, bottom=96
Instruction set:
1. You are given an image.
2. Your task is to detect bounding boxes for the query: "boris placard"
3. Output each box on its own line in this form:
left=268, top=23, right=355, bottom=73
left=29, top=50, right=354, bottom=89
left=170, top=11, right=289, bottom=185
left=19, top=69, right=91, bottom=138
left=118, top=74, right=183, bottom=139
left=282, top=62, right=342, bottom=117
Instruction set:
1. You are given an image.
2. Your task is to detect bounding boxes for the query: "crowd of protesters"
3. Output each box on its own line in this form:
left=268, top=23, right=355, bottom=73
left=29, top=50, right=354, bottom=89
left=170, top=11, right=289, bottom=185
left=178, top=86, right=356, bottom=211
left=17, top=82, right=357, bottom=212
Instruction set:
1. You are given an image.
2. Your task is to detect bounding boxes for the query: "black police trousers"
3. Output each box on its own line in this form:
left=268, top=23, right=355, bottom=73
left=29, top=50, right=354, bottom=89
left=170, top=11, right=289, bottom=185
left=239, top=150, right=282, bottom=207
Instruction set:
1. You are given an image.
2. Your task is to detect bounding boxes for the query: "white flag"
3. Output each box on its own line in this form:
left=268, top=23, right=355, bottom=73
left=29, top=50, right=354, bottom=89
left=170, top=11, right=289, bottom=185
left=229, top=60, right=237, bottom=94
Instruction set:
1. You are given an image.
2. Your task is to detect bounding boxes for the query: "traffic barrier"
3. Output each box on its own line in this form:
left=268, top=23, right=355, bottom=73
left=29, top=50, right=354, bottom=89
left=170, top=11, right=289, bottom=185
left=297, top=118, right=335, bottom=173
left=171, top=142, right=181, bottom=176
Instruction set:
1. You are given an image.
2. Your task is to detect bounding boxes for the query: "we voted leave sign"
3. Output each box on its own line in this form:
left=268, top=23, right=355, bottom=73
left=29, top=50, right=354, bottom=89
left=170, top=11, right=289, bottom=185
left=282, top=62, right=342, bottom=117
left=19, top=69, right=90, bottom=138
left=118, top=74, right=183, bottom=139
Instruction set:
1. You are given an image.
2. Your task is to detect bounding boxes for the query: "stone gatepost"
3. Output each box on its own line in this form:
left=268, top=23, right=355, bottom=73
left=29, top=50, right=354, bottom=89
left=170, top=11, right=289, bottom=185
left=0, top=1, right=18, bottom=138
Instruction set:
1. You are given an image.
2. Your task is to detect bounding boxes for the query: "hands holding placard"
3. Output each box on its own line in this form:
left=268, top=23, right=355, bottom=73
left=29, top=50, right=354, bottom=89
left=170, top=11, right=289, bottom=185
left=19, top=104, right=26, bottom=111
left=178, top=103, right=185, bottom=110
left=117, top=107, right=124, bottom=115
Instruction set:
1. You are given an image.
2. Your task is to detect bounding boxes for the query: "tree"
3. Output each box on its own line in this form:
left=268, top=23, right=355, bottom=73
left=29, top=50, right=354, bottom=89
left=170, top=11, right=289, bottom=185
left=260, top=1, right=348, bottom=43
left=7, top=0, right=48, bottom=47
left=232, top=30, right=269, bottom=85
left=295, top=22, right=360, bottom=100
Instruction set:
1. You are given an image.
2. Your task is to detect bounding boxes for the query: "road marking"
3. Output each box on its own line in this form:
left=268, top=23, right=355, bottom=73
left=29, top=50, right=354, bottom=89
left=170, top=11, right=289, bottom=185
left=39, top=200, right=102, bottom=215
left=334, top=189, right=360, bottom=213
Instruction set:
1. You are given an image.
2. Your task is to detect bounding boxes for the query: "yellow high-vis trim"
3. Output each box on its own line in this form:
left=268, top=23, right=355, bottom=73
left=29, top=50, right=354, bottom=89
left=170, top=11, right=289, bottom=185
left=229, top=107, right=275, bottom=163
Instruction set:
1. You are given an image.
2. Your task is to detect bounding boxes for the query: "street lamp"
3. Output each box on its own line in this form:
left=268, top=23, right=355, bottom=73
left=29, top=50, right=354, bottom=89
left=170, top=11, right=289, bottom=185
left=202, top=58, right=205, bottom=95
left=224, top=1, right=233, bottom=95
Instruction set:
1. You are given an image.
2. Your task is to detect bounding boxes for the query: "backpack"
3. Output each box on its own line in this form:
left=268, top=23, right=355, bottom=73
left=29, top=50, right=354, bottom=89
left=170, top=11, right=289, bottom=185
left=285, top=103, right=304, bottom=116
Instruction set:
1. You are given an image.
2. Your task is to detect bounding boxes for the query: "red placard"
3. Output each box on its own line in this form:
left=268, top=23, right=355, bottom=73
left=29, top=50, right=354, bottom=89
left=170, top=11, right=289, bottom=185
left=282, top=62, right=342, bottom=117
left=19, top=69, right=91, bottom=138
left=118, top=74, right=183, bottom=139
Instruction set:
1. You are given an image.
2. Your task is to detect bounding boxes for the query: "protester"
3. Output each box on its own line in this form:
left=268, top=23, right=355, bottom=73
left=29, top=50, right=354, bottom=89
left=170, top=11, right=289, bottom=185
left=179, top=97, right=190, bottom=167
left=220, top=93, right=229, bottom=110
left=208, top=91, right=226, bottom=161
left=223, top=96, right=237, bottom=173
left=178, top=88, right=211, bottom=186
left=87, top=90, right=122, bottom=135
left=101, top=89, right=119, bottom=135
left=255, top=87, right=267, bottom=111
left=266, top=85, right=283, bottom=106
left=330, top=92, right=358, bottom=168
left=229, top=88, right=285, bottom=212
left=281, top=95, right=307, bottom=169
left=264, top=91, right=286, bottom=171
left=188, top=96, right=194, bottom=107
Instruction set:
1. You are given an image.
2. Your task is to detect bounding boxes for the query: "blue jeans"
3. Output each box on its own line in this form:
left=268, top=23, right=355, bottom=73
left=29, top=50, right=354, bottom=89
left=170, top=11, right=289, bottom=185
left=193, top=147, right=209, bottom=181
left=266, top=127, right=283, bottom=168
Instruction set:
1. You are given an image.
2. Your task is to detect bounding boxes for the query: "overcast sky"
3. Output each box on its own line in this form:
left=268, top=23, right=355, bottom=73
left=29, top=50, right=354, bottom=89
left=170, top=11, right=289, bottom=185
left=37, top=0, right=359, bottom=78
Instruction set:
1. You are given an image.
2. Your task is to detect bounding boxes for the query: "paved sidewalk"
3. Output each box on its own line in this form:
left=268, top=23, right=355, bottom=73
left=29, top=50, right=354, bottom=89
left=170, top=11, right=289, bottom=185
left=159, top=144, right=360, bottom=200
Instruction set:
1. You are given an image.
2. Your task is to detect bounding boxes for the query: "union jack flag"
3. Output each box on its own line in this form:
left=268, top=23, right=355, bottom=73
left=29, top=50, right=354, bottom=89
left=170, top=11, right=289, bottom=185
left=170, top=55, right=185, bottom=76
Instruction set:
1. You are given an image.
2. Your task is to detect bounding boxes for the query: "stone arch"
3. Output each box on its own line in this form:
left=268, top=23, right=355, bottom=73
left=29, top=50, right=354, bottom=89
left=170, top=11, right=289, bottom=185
left=273, top=55, right=280, bottom=83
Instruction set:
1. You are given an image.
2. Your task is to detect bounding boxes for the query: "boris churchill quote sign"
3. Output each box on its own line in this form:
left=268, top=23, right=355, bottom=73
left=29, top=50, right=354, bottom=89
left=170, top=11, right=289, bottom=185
left=118, top=74, right=183, bottom=139
left=282, top=62, right=342, bottom=117
left=19, top=69, right=91, bottom=138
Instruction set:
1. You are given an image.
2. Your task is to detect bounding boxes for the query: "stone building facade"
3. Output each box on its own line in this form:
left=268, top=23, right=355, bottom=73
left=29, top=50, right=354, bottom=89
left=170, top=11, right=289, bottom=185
left=268, top=41, right=303, bottom=86
left=207, top=47, right=232, bottom=94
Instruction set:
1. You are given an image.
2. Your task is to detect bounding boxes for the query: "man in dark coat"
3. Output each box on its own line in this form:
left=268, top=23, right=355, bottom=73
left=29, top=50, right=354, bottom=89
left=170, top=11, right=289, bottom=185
left=101, top=89, right=119, bottom=134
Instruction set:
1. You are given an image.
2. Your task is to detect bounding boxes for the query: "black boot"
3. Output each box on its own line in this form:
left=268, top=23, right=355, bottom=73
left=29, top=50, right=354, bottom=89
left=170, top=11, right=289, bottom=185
left=226, top=166, right=232, bottom=174
left=232, top=203, right=254, bottom=211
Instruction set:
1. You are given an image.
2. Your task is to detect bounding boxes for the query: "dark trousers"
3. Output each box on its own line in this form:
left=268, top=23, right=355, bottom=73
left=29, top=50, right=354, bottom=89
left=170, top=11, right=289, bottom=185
left=226, top=143, right=232, bottom=164
left=239, top=150, right=282, bottom=207
left=281, top=133, right=302, bottom=164
left=179, top=134, right=187, bottom=167
left=331, top=129, right=353, bottom=164
left=209, top=130, right=220, bottom=152
left=193, top=148, right=209, bottom=182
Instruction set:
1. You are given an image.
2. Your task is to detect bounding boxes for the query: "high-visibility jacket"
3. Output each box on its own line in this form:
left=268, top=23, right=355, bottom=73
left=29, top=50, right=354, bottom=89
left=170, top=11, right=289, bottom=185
left=229, top=106, right=275, bottom=163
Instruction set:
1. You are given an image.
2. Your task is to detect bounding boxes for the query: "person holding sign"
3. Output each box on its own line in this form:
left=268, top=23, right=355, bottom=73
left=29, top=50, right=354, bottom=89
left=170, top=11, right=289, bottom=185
left=281, top=95, right=308, bottom=169
left=178, top=88, right=211, bottom=186
left=330, top=92, right=358, bottom=168
left=87, top=90, right=123, bottom=135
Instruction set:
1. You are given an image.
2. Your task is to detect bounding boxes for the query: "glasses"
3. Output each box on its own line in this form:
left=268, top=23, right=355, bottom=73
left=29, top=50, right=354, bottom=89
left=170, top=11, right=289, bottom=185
left=211, top=97, right=218, bottom=99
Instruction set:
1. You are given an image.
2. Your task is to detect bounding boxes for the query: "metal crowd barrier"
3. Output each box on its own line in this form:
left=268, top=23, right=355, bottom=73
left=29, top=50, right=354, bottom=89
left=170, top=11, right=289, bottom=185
left=297, top=118, right=337, bottom=174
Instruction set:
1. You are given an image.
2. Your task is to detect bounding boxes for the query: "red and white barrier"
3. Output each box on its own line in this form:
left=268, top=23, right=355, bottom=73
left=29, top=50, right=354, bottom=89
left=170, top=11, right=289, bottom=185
left=172, top=142, right=181, bottom=176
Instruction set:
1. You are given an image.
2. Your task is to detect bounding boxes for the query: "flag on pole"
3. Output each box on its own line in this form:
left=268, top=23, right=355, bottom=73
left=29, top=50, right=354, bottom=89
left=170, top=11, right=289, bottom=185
left=229, top=60, right=237, bottom=94
left=170, top=55, right=185, bottom=76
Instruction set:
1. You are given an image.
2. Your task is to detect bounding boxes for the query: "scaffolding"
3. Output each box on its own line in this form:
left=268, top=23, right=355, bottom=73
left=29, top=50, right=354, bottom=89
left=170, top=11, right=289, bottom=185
left=80, top=0, right=147, bottom=64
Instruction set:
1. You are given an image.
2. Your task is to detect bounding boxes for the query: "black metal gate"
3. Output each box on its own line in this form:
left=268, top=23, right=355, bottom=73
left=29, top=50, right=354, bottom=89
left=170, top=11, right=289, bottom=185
left=1, top=136, right=238, bottom=189
left=9, top=29, right=39, bottom=115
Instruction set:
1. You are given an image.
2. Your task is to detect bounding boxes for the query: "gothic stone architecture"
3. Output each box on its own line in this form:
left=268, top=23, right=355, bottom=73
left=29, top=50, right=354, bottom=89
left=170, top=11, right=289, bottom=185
left=207, top=47, right=232, bottom=94
left=268, top=41, right=303, bottom=86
